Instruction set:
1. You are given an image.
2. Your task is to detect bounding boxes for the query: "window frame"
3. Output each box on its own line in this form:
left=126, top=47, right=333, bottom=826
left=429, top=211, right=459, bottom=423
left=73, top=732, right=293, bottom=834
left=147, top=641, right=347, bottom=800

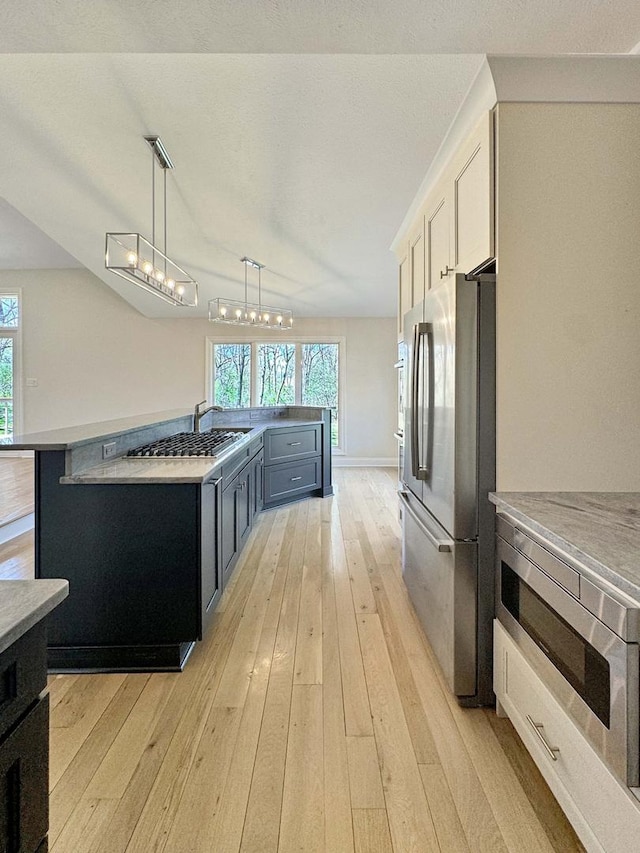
left=0, top=289, right=22, bottom=438
left=205, top=335, right=346, bottom=453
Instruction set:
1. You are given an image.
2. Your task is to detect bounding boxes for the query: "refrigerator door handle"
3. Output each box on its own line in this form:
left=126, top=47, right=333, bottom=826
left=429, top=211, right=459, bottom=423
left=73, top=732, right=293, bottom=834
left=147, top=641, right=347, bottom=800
left=410, top=322, right=421, bottom=479
left=411, top=321, right=433, bottom=482
left=398, top=490, right=452, bottom=552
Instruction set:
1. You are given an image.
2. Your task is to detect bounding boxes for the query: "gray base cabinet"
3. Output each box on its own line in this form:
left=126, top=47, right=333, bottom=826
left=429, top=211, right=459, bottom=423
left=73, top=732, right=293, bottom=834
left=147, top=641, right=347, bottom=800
left=0, top=623, right=49, bottom=853
left=220, top=441, right=264, bottom=588
left=263, top=424, right=324, bottom=509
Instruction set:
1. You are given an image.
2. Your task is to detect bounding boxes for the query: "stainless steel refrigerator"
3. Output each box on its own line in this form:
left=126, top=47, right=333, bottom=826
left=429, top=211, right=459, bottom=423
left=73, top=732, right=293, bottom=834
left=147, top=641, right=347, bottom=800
left=401, top=272, right=495, bottom=706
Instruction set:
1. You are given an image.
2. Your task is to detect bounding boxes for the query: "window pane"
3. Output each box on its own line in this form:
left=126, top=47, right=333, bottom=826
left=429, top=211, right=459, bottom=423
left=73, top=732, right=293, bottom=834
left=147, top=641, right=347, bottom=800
left=213, top=344, right=251, bottom=408
left=0, top=337, right=13, bottom=438
left=0, top=297, right=18, bottom=328
left=302, top=343, right=339, bottom=446
left=257, top=343, right=295, bottom=406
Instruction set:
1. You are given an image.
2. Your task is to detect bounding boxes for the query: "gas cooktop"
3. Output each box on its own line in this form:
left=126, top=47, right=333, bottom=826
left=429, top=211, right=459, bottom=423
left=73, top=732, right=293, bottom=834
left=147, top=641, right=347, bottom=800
left=127, top=429, right=246, bottom=458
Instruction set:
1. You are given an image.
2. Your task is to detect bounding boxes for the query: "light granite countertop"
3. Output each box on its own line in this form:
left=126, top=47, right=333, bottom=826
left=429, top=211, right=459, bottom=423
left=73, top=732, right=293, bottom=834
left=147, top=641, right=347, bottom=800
left=60, top=418, right=324, bottom=484
left=0, top=580, right=69, bottom=655
left=0, top=409, right=192, bottom=450
left=490, top=492, right=640, bottom=602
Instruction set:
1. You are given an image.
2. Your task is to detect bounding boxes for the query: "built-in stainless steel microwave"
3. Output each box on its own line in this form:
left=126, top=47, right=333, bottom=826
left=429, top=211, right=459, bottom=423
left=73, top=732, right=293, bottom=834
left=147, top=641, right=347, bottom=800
left=496, top=513, right=640, bottom=788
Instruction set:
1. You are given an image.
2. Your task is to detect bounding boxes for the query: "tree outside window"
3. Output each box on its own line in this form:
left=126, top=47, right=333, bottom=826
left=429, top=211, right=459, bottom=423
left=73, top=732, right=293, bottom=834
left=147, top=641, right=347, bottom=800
left=301, top=343, right=339, bottom=446
left=257, top=343, right=295, bottom=406
left=0, top=295, right=18, bottom=438
left=214, top=344, right=251, bottom=408
left=211, top=339, right=342, bottom=448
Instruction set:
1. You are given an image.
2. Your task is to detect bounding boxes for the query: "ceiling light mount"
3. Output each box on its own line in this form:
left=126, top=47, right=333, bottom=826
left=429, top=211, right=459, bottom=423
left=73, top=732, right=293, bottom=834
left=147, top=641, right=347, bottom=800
left=209, top=256, right=293, bottom=330
left=105, top=135, right=197, bottom=307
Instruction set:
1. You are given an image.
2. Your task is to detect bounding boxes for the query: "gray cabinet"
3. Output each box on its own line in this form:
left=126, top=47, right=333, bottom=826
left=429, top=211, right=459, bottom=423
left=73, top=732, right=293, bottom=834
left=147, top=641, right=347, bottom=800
left=263, top=424, right=323, bottom=508
left=200, top=476, right=222, bottom=638
left=264, top=425, right=321, bottom=464
left=220, top=444, right=263, bottom=588
left=0, top=623, right=49, bottom=853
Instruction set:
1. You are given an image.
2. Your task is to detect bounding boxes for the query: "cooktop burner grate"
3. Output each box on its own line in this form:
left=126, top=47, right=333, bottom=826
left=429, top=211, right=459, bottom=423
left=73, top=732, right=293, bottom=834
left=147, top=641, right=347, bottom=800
left=127, top=429, right=244, bottom=458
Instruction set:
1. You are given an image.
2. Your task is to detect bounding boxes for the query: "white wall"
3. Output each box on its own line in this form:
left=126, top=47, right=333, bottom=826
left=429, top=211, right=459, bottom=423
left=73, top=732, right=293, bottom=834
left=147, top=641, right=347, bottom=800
left=2, top=268, right=397, bottom=461
left=496, top=103, right=640, bottom=490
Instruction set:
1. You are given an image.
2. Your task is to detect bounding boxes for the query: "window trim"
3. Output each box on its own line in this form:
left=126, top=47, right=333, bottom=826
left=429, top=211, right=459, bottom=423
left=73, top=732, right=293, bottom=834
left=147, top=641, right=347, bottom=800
left=205, top=335, right=346, bottom=453
left=0, top=289, right=22, bottom=438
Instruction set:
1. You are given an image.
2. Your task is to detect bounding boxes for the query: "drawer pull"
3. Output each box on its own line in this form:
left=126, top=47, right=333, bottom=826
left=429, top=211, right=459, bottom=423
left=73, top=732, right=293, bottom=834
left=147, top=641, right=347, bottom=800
left=526, top=714, right=560, bottom=761
left=287, top=442, right=303, bottom=446
left=290, top=476, right=302, bottom=482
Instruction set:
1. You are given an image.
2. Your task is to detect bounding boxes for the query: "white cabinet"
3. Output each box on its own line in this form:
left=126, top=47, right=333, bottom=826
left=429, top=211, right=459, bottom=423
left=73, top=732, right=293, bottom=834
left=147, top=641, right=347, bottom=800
left=426, top=191, right=452, bottom=290
left=394, top=111, right=494, bottom=339
left=409, top=221, right=425, bottom=309
left=397, top=252, right=410, bottom=339
left=451, top=111, right=494, bottom=275
left=494, top=619, right=640, bottom=853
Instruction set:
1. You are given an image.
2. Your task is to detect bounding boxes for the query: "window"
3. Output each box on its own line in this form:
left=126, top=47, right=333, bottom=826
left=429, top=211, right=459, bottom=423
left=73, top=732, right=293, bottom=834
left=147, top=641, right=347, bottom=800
left=214, top=344, right=251, bottom=408
left=0, top=293, right=20, bottom=439
left=208, top=338, right=344, bottom=449
left=257, top=343, right=295, bottom=406
left=301, top=343, right=339, bottom=446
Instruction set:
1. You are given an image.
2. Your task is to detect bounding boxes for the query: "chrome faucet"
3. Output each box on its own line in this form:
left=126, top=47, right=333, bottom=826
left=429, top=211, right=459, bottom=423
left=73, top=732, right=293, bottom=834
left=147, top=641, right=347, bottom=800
left=193, top=400, right=224, bottom=433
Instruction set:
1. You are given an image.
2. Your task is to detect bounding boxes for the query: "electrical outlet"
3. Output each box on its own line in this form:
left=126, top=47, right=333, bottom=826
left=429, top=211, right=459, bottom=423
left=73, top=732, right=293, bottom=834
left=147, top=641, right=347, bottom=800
left=102, top=441, right=117, bottom=460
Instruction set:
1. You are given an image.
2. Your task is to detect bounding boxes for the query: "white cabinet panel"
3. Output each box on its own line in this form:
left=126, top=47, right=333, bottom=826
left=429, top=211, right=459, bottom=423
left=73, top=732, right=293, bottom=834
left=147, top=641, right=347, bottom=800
left=494, top=620, right=640, bottom=853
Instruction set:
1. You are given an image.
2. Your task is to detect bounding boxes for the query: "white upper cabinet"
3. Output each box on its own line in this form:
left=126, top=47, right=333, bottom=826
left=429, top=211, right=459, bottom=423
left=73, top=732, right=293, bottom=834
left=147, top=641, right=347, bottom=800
left=409, top=220, right=425, bottom=309
left=451, top=111, right=494, bottom=274
left=397, top=252, right=410, bottom=339
left=426, top=190, right=452, bottom=290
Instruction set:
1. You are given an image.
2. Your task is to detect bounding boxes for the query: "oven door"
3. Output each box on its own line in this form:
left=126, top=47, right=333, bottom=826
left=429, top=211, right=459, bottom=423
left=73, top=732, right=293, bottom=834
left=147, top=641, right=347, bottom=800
left=496, top=535, right=640, bottom=787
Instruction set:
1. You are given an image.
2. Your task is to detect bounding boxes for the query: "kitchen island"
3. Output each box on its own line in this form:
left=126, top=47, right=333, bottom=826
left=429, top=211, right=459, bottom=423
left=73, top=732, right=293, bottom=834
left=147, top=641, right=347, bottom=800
left=1, top=406, right=332, bottom=672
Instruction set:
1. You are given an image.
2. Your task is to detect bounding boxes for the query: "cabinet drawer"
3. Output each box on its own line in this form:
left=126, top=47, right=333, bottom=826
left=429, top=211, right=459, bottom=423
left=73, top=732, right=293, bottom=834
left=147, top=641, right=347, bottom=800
left=264, top=459, right=321, bottom=504
left=494, top=620, right=640, bottom=853
left=264, top=426, right=321, bottom=465
left=0, top=622, right=47, bottom=740
left=221, top=445, right=251, bottom=489
left=0, top=695, right=49, bottom=853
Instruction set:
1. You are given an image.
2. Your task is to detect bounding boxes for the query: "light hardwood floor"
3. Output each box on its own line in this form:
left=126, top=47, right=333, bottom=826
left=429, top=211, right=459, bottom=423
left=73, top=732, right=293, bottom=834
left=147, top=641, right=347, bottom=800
left=2, top=467, right=585, bottom=852
left=0, top=455, right=34, bottom=526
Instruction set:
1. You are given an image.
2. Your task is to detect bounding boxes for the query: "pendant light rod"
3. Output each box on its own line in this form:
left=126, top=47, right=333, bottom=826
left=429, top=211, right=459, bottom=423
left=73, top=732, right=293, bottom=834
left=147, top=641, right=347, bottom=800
left=144, top=135, right=174, bottom=170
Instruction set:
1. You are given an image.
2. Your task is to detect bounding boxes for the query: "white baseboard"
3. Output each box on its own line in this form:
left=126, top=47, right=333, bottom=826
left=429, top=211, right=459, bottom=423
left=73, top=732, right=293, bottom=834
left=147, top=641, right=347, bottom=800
left=332, top=457, right=396, bottom=468
left=0, top=512, right=34, bottom=545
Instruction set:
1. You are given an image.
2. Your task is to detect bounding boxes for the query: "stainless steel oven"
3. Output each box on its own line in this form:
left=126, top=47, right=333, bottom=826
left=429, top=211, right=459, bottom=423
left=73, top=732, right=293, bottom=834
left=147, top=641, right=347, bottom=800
left=496, top=512, right=640, bottom=787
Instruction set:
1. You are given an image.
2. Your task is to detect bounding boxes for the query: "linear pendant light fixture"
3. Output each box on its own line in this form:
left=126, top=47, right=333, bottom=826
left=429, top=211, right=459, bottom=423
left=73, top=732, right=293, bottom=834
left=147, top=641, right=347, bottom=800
left=209, top=257, right=293, bottom=330
left=105, top=136, right=198, bottom=307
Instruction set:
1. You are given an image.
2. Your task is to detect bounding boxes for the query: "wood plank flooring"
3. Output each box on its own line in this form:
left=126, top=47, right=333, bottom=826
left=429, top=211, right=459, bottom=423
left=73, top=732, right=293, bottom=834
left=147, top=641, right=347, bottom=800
left=1, top=467, right=585, bottom=852
left=0, top=455, right=34, bottom=526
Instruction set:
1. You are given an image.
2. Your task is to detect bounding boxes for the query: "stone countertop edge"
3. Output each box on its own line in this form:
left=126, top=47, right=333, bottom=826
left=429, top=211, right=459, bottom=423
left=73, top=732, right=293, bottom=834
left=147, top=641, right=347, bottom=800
left=0, top=408, right=193, bottom=451
left=489, top=491, right=640, bottom=603
left=0, top=408, right=326, bottom=452
left=59, top=418, right=325, bottom=484
left=0, top=580, right=69, bottom=655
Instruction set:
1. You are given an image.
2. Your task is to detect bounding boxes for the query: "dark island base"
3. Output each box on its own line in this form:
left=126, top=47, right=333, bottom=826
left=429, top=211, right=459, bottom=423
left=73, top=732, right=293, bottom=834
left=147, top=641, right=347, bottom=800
left=47, top=640, right=195, bottom=673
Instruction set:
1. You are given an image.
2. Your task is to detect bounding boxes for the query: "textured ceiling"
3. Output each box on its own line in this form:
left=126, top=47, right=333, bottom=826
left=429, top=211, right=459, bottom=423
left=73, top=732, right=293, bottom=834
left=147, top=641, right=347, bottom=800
left=4, top=0, right=640, bottom=54
left=0, top=2, right=639, bottom=317
left=0, top=54, right=483, bottom=317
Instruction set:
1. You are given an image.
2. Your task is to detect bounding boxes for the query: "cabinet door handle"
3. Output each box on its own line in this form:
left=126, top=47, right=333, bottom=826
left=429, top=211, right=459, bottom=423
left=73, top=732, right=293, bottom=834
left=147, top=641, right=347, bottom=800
left=439, top=265, right=454, bottom=279
left=290, top=476, right=302, bottom=482
left=526, top=715, right=560, bottom=761
left=287, top=441, right=302, bottom=446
